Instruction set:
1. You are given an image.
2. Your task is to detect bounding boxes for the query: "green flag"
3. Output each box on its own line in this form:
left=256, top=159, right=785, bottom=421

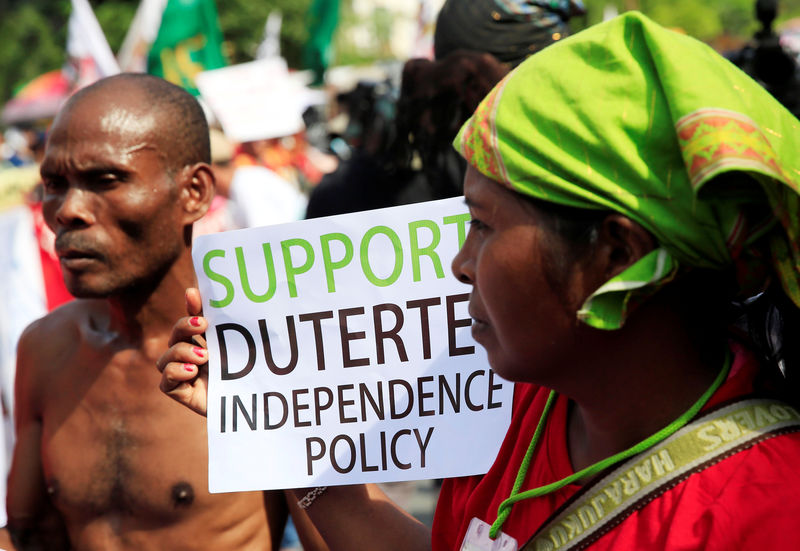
left=304, top=0, right=340, bottom=86
left=147, top=0, right=227, bottom=95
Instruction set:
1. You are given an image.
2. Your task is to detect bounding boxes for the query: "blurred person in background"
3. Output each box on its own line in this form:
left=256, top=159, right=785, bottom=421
left=306, top=0, right=584, bottom=219
left=195, top=128, right=308, bottom=237
left=232, top=132, right=330, bottom=195
left=1, top=128, right=45, bottom=169
left=727, top=0, right=800, bottom=118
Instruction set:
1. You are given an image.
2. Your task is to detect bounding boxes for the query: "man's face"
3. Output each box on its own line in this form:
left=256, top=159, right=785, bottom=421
left=40, top=93, right=186, bottom=298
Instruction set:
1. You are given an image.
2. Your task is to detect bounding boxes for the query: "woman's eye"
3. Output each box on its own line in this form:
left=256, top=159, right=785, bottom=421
left=469, top=218, right=488, bottom=231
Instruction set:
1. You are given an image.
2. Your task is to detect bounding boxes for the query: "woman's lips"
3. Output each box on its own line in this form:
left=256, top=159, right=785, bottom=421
left=469, top=309, right=489, bottom=339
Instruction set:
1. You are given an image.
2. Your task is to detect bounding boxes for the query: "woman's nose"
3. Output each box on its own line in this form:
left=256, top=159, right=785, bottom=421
left=451, top=241, right=475, bottom=285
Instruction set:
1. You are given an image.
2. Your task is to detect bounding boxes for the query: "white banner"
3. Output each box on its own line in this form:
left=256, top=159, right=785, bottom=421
left=195, top=58, right=307, bottom=142
left=193, top=197, right=514, bottom=492
left=69, top=0, right=121, bottom=83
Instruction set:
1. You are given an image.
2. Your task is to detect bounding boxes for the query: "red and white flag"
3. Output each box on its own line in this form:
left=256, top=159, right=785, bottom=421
left=67, top=0, right=121, bottom=89
left=117, top=0, right=169, bottom=72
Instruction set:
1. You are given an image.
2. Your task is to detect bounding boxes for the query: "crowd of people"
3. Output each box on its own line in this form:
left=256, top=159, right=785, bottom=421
left=1, top=0, right=800, bottom=550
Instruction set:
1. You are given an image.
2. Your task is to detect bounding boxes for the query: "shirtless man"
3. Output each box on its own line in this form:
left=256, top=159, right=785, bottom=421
left=6, top=74, right=321, bottom=550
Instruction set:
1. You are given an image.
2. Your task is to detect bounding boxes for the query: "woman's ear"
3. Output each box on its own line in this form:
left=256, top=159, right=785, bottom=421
left=596, top=214, right=655, bottom=280
left=179, top=163, right=216, bottom=225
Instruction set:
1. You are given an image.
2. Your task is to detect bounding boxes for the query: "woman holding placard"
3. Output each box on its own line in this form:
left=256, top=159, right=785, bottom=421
left=159, top=12, right=800, bottom=550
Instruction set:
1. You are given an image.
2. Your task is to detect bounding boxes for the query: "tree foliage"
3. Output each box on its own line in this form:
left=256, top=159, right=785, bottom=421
left=214, top=0, right=311, bottom=65
left=0, top=0, right=312, bottom=109
left=0, top=1, right=70, bottom=104
left=578, top=0, right=800, bottom=39
left=4, top=0, right=800, bottom=116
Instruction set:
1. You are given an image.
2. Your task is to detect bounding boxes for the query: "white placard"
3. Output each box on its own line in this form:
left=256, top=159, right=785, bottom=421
left=193, top=197, right=514, bottom=492
left=195, top=57, right=306, bottom=142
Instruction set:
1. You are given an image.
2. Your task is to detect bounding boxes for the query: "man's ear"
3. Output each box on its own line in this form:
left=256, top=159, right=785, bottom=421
left=595, top=214, right=655, bottom=281
left=179, top=163, right=216, bottom=225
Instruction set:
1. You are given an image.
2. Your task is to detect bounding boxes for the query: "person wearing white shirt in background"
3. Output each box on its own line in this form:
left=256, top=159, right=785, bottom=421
left=194, top=128, right=308, bottom=239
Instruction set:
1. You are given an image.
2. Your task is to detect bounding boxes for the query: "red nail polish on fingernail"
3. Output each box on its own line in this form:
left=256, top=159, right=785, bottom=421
left=190, top=317, right=201, bottom=327
left=183, top=363, right=195, bottom=372
left=193, top=347, right=205, bottom=357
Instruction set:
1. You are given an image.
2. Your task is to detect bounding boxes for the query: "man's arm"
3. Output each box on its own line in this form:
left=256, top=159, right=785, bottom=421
left=6, top=325, right=69, bottom=550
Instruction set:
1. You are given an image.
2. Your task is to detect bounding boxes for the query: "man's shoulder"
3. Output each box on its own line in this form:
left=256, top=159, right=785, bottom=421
left=18, top=299, right=104, bottom=362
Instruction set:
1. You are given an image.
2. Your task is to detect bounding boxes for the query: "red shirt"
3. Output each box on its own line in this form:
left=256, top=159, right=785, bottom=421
left=432, top=348, right=800, bottom=550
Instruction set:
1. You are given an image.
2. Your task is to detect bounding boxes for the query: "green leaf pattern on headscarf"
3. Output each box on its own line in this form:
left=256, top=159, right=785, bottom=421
left=455, top=12, right=800, bottom=330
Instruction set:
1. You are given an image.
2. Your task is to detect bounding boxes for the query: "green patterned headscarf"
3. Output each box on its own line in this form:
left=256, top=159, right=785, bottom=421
left=455, top=11, right=800, bottom=330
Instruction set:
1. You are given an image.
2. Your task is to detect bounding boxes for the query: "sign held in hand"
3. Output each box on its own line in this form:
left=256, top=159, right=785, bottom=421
left=193, top=197, right=514, bottom=492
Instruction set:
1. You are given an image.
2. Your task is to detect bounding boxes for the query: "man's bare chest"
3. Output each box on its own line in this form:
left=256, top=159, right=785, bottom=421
left=40, top=357, right=210, bottom=521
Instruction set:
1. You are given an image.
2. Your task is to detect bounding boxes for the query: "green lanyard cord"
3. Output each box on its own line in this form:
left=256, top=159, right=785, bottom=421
left=488, top=349, right=732, bottom=539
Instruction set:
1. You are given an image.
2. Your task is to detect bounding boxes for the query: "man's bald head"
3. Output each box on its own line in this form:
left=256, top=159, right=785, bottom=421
left=62, top=73, right=210, bottom=173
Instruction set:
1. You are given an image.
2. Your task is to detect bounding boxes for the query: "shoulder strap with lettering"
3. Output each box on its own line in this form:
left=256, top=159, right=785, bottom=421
left=522, top=398, right=800, bottom=551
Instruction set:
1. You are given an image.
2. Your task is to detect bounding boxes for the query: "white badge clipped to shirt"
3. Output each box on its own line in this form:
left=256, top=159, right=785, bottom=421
left=459, top=517, right=519, bottom=551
